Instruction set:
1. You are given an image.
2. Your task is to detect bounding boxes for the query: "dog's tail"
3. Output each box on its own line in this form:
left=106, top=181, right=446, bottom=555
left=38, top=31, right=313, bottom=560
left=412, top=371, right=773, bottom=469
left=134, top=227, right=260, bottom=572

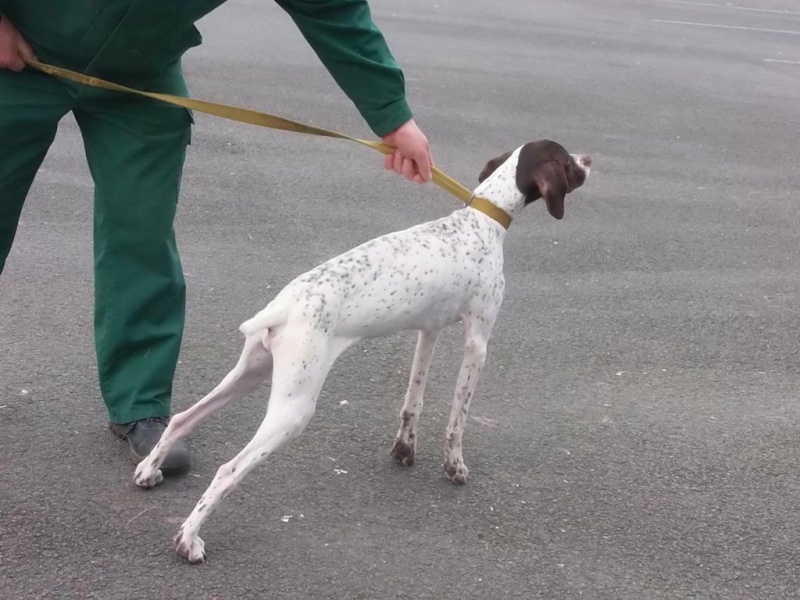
left=238, top=300, right=291, bottom=337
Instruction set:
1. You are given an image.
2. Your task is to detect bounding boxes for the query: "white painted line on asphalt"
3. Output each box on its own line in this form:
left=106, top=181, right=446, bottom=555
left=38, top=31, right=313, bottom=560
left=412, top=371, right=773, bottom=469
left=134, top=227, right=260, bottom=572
left=763, top=58, right=800, bottom=65
left=652, top=19, right=800, bottom=35
left=653, top=0, right=800, bottom=15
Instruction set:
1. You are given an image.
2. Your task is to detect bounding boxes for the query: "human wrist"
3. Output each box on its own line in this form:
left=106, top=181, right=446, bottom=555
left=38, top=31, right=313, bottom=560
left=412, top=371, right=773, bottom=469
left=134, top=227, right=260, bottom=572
left=368, top=99, right=414, bottom=138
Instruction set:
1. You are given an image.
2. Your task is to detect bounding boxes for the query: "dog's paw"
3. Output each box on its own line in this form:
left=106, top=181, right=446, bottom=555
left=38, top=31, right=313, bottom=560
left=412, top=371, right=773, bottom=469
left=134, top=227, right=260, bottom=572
left=133, top=462, right=163, bottom=489
left=390, top=439, right=416, bottom=467
left=444, top=459, right=469, bottom=485
left=174, top=529, right=206, bottom=564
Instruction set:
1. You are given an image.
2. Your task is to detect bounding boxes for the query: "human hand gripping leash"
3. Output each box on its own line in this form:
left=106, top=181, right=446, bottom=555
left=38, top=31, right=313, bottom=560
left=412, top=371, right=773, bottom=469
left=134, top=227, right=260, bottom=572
left=0, top=13, right=37, bottom=71
left=25, top=58, right=512, bottom=229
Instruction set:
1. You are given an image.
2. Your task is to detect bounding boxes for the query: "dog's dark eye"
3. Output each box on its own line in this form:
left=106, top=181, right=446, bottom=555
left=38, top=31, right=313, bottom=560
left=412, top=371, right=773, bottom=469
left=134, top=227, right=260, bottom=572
left=566, top=164, right=586, bottom=187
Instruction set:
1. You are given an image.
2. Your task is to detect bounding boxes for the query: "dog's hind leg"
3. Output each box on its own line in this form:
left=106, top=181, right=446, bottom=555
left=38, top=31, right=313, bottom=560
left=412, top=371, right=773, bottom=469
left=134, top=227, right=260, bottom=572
left=390, top=329, right=440, bottom=466
left=134, top=332, right=274, bottom=489
left=174, top=329, right=355, bottom=563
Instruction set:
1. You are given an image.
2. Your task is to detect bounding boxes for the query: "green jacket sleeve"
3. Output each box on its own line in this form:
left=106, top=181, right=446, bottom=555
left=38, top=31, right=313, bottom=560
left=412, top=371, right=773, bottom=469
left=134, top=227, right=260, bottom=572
left=275, top=0, right=413, bottom=137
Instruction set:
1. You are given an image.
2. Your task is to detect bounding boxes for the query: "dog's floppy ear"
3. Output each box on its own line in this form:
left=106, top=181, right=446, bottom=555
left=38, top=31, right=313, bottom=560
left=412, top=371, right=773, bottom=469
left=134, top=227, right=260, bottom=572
left=516, top=142, right=571, bottom=220
left=532, top=161, right=569, bottom=220
left=478, top=151, right=512, bottom=183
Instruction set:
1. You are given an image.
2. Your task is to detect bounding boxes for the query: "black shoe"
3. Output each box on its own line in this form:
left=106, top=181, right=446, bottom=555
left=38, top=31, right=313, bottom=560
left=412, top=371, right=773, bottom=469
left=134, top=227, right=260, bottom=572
left=109, top=417, right=191, bottom=476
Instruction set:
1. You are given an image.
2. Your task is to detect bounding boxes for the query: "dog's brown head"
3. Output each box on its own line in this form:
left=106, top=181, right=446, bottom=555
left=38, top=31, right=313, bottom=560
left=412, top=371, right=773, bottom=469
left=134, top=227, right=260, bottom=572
left=478, top=140, right=591, bottom=220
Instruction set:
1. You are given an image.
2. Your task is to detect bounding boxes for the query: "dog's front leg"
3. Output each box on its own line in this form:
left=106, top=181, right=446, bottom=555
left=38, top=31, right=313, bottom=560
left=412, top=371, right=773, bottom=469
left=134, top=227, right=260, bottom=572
left=443, top=316, right=495, bottom=484
left=391, top=329, right=440, bottom=466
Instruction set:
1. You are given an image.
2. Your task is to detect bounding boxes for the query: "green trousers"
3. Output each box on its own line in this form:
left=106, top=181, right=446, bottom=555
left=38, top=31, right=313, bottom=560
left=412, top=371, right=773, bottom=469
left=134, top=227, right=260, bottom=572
left=0, top=67, right=192, bottom=424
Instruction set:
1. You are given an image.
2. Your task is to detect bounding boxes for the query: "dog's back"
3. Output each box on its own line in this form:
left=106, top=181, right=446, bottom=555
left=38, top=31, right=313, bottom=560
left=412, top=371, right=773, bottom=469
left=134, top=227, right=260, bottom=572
left=242, top=209, right=505, bottom=339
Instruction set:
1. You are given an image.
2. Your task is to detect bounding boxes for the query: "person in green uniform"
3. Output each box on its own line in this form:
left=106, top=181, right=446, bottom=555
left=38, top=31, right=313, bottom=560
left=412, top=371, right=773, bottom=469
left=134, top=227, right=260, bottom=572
left=0, top=2, right=433, bottom=476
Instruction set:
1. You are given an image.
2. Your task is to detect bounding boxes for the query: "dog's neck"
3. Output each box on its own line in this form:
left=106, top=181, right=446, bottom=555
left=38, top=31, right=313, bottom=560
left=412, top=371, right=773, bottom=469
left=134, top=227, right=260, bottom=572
left=469, top=148, right=526, bottom=222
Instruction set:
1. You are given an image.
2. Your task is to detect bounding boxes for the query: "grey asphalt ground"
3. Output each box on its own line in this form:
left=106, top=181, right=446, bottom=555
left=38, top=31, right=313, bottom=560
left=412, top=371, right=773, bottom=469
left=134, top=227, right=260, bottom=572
left=2, top=0, right=800, bottom=598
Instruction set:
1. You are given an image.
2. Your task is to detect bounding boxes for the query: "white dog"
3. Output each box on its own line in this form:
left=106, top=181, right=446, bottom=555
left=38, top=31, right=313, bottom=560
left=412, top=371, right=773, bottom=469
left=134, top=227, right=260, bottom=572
left=134, top=139, right=591, bottom=563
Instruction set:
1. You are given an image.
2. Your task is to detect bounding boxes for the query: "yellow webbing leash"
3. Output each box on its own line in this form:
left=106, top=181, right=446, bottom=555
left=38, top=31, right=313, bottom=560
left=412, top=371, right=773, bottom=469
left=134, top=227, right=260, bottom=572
left=28, top=59, right=512, bottom=229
